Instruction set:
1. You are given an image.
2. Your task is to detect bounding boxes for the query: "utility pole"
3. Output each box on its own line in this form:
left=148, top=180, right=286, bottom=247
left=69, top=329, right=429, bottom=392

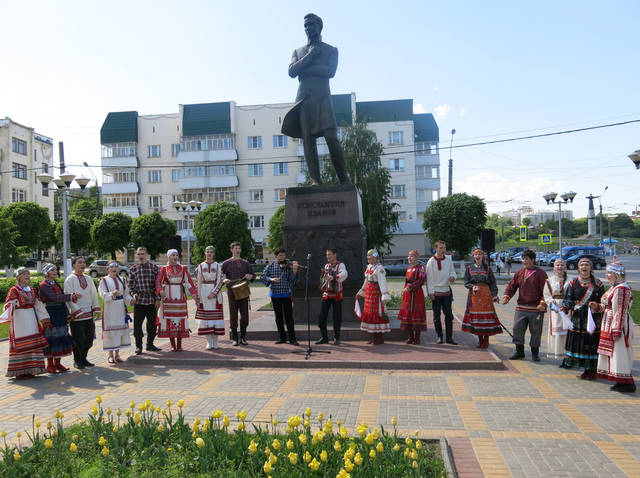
left=447, top=129, right=455, bottom=196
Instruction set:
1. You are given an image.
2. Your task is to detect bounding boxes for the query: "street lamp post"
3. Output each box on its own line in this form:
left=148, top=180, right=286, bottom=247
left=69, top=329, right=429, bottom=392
left=447, top=128, right=456, bottom=196
left=173, top=200, right=203, bottom=269
left=543, top=191, right=577, bottom=256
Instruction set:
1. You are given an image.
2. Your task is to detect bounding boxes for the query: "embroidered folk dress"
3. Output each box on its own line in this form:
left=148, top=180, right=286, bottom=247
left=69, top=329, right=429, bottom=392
left=195, top=261, right=225, bottom=336
left=597, top=282, right=634, bottom=384
left=543, top=274, right=570, bottom=359
left=397, top=264, right=427, bottom=331
left=562, top=277, right=604, bottom=370
left=38, top=280, right=74, bottom=358
left=155, top=264, right=197, bottom=339
left=98, top=276, right=132, bottom=351
left=461, top=264, right=502, bottom=336
left=2, top=285, right=50, bottom=377
left=357, top=263, right=391, bottom=333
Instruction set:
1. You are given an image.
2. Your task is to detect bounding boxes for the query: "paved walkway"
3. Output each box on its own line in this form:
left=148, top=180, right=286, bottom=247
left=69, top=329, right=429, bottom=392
left=0, top=281, right=638, bottom=477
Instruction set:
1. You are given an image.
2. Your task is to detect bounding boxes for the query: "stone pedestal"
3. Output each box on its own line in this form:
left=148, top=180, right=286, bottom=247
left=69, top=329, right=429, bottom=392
left=283, top=184, right=366, bottom=324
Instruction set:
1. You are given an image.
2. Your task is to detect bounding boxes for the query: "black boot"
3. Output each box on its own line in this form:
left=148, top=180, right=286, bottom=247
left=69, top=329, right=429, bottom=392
left=445, top=322, right=457, bottom=345
left=615, top=383, right=637, bottom=393
left=239, top=326, right=248, bottom=345
left=509, top=344, right=525, bottom=360
left=531, top=347, right=540, bottom=362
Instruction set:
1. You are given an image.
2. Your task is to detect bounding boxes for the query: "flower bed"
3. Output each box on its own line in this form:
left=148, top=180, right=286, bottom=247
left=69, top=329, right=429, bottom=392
left=0, top=398, right=446, bottom=477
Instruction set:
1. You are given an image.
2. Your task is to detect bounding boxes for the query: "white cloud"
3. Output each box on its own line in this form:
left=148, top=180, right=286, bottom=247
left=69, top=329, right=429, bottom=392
left=433, top=104, right=452, bottom=120
left=433, top=85, right=440, bottom=91
left=459, top=107, right=467, bottom=117
left=413, top=103, right=426, bottom=114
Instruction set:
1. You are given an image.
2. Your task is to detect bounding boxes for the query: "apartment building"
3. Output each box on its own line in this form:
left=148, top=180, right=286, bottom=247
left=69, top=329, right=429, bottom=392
left=99, top=94, right=440, bottom=254
left=0, top=117, right=55, bottom=217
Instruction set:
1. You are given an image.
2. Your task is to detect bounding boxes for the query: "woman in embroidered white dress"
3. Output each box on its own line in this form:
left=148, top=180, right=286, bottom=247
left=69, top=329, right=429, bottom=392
left=195, top=245, right=225, bottom=350
left=155, top=249, right=198, bottom=351
left=544, top=259, right=569, bottom=362
left=98, top=263, right=132, bottom=364
left=593, top=261, right=636, bottom=393
left=356, top=250, right=391, bottom=345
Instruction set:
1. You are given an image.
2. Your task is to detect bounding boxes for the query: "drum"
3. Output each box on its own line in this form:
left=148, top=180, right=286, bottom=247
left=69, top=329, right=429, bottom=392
left=231, top=280, right=250, bottom=300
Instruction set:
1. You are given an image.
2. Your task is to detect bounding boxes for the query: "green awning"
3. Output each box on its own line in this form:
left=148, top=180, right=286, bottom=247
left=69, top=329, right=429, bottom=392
left=413, top=113, right=439, bottom=142
left=355, top=99, right=413, bottom=123
left=182, top=102, right=231, bottom=136
left=100, top=111, right=138, bottom=144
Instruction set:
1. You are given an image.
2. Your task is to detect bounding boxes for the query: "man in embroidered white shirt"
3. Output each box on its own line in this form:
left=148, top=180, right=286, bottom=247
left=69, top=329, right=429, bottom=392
left=426, top=241, right=458, bottom=345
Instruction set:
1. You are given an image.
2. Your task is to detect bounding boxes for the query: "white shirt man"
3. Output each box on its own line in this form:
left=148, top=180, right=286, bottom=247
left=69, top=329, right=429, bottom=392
left=426, top=241, right=457, bottom=344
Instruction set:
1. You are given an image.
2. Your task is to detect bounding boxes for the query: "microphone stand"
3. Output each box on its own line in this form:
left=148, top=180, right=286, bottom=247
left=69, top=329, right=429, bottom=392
left=292, top=253, right=331, bottom=360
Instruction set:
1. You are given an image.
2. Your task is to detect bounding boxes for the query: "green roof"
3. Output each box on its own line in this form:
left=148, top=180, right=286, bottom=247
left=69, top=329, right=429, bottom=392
left=100, top=111, right=138, bottom=144
left=182, top=102, right=231, bottom=136
left=332, top=94, right=353, bottom=127
left=355, top=99, right=413, bottom=123
left=413, top=113, right=439, bottom=142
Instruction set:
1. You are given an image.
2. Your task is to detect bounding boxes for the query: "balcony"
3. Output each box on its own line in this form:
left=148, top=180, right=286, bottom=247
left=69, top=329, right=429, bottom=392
left=101, top=156, right=139, bottom=168
left=178, top=149, right=238, bottom=163
left=297, top=139, right=329, bottom=157
left=103, top=205, right=140, bottom=218
left=179, top=176, right=239, bottom=190
left=102, top=182, right=140, bottom=194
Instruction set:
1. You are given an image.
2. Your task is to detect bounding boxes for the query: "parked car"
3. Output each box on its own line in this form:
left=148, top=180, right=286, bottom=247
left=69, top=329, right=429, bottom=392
left=565, top=254, right=607, bottom=270
left=382, top=259, right=427, bottom=276
left=511, top=252, right=524, bottom=263
left=88, top=260, right=130, bottom=278
left=23, top=258, right=38, bottom=268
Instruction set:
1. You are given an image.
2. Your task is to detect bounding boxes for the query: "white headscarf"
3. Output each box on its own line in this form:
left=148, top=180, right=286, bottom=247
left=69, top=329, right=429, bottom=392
left=166, top=249, right=180, bottom=264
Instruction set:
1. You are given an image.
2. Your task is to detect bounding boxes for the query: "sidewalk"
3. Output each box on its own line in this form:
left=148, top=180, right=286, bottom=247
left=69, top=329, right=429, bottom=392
left=0, top=283, right=638, bottom=477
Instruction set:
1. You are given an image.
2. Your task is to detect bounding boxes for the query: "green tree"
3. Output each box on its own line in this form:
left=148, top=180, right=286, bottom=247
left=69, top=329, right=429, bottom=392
left=0, top=215, right=20, bottom=267
left=192, top=202, right=254, bottom=264
left=0, top=202, right=52, bottom=250
left=321, top=121, right=399, bottom=252
left=522, top=217, right=532, bottom=227
left=423, top=193, right=487, bottom=256
left=55, top=215, right=92, bottom=251
left=70, top=197, right=102, bottom=222
left=130, top=212, right=177, bottom=259
left=267, top=205, right=285, bottom=253
left=90, top=212, right=132, bottom=259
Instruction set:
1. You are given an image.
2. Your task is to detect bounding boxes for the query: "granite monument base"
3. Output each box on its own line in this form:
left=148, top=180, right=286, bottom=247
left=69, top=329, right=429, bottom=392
left=283, top=184, right=366, bottom=325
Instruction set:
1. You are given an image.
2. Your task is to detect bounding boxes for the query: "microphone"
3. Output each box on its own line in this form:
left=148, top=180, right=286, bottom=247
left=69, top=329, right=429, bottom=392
left=306, top=253, right=312, bottom=260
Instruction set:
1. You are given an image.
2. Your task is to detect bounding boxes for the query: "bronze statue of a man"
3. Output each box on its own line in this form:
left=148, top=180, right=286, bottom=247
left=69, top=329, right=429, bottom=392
left=282, top=13, right=350, bottom=185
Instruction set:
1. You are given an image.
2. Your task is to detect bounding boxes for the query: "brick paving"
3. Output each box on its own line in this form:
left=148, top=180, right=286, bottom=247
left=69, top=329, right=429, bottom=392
left=0, top=281, right=638, bottom=477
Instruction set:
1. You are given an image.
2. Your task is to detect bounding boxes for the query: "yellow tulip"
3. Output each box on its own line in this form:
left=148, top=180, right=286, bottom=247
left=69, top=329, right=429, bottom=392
left=344, top=459, right=354, bottom=472
left=286, top=425, right=293, bottom=434
left=101, top=446, right=109, bottom=457
left=1, top=430, right=6, bottom=437
left=47, top=421, right=53, bottom=430
left=157, top=425, right=164, bottom=432
left=91, top=406, right=98, bottom=416
left=317, top=412, right=324, bottom=423
left=412, top=460, right=418, bottom=469
left=51, top=429, right=57, bottom=437
left=16, top=432, right=22, bottom=438
left=337, top=419, right=342, bottom=426
left=113, top=426, right=119, bottom=433
left=166, top=399, right=172, bottom=407
left=195, top=437, right=205, bottom=448
left=337, top=468, right=351, bottom=478
left=288, top=452, right=298, bottom=465
left=237, top=422, right=245, bottom=431
left=129, top=401, right=135, bottom=409
left=98, top=436, right=107, bottom=446
left=339, top=426, right=348, bottom=438
left=357, top=424, right=367, bottom=436
left=372, top=428, right=379, bottom=440
left=304, top=418, right=310, bottom=428
left=416, top=440, right=423, bottom=450
left=376, top=442, right=384, bottom=453
left=177, top=399, right=184, bottom=409
left=248, top=441, right=258, bottom=454
left=72, top=434, right=78, bottom=442
left=96, top=395, right=102, bottom=404
left=334, top=440, right=342, bottom=451
left=305, top=407, right=312, bottom=417
left=393, top=443, right=400, bottom=452
left=264, top=447, right=271, bottom=456
left=414, top=429, right=419, bottom=437
left=125, top=409, right=131, bottom=418
left=391, top=416, right=397, bottom=426
left=364, top=433, right=374, bottom=445
left=13, top=452, right=20, bottom=461
left=411, top=449, right=418, bottom=460
left=116, top=408, right=122, bottom=417
left=133, top=413, right=141, bottom=425
left=105, top=408, right=111, bottom=415
left=286, top=439, right=294, bottom=450
left=35, top=421, right=41, bottom=428
left=268, top=454, right=277, bottom=465
left=369, top=449, right=376, bottom=459
left=271, top=439, right=280, bottom=450
left=223, top=416, right=230, bottom=427
left=404, top=448, right=410, bottom=458
left=44, top=438, right=53, bottom=449
left=405, top=437, right=413, bottom=447
left=138, top=403, right=147, bottom=412
left=303, top=451, right=312, bottom=463
left=212, top=409, right=222, bottom=419
left=238, top=410, right=247, bottom=421
left=320, top=450, right=328, bottom=462
left=263, top=461, right=272, bottom=473
left=344, top=448, right=354, bottom=460
left=308, top=458, right=320, bottom=471
left=272, top=418, right=278, bottom=426
left=354, top=452, right=363, bottom=466
left=298, top=433, right=307, bottom=445
left=55, top=410, right=62, bottom=419
left=69, top=442, right=77, bottom=453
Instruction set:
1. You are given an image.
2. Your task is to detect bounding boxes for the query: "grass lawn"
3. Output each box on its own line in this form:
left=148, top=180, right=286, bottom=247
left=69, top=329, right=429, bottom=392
left=632, top=290, right=640, bottom=325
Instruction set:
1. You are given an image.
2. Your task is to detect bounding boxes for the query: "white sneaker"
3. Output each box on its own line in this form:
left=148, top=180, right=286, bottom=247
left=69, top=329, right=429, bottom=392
left=213, top=337, right=219, bottom=349
left=205, top=344, right=213, bottom=350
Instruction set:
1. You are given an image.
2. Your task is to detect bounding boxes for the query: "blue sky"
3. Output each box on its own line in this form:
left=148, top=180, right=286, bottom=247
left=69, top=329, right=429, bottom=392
left=1, top=0, right=638, bottom=218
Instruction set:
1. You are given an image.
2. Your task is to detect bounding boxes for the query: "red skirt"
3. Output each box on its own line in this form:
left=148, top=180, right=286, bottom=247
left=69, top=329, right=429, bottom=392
left=397, top=288, right=427, bottom=331
left=360, top=282, right=390, bottom=333
left=157, top=298, right=190, bottom=338
left=461, top=284, right=502, bottom=336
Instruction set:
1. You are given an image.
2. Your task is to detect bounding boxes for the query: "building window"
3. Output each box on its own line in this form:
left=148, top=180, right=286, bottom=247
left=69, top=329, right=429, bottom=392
left=432, top=166, right=439, bottom=178
left=12, top=163, right=27, bottom=180
left=12, top=188, right=27, bottom=202
left=388, top=158, right=404, bottom=171
left=398, top=211, right=407, bottom=222
left=182, top=165, right=235, bottom=177
left=248, top=136, right=262, bottom=149
left=11, top=138, right=27, bottom=155
left=275, top=188, right=286, bottom=201
left=273, top=135, right=288, bottom=148
left=103, top=170, right=136, bottom=183
left=105, top=193, right=137, bottom=208
left=148, top=170, right=162, bottom=183
left=147, top=145, right=161, bottom=158
left=274, top=162, right=288, bottom=176
left=172, top=169, right=181, bottom=182
left=249, top=215, right=265, bottom=229
left=42, top=183, right=49, bottom=197
left=41, top=163, right=49, bottom=173
left=148, top=195, right=163, bottom=209
left=248, top=164, right=263, bottom=177
left=181, top=134, right=234, bottom=152
left=249, top=189, right=263, bottom=202
left=174, top=187, right=237, bottom=204
left=415, top=165, right=428, bottom=179
left=171, top=143, right=180, bottom=156
left=388, top=131, right=403, bottom=145
left=390, top=185, right=405, bottom=198
left=415, top=141, right=436, bottom=155
left=101, top=142, right=136, bottom=158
